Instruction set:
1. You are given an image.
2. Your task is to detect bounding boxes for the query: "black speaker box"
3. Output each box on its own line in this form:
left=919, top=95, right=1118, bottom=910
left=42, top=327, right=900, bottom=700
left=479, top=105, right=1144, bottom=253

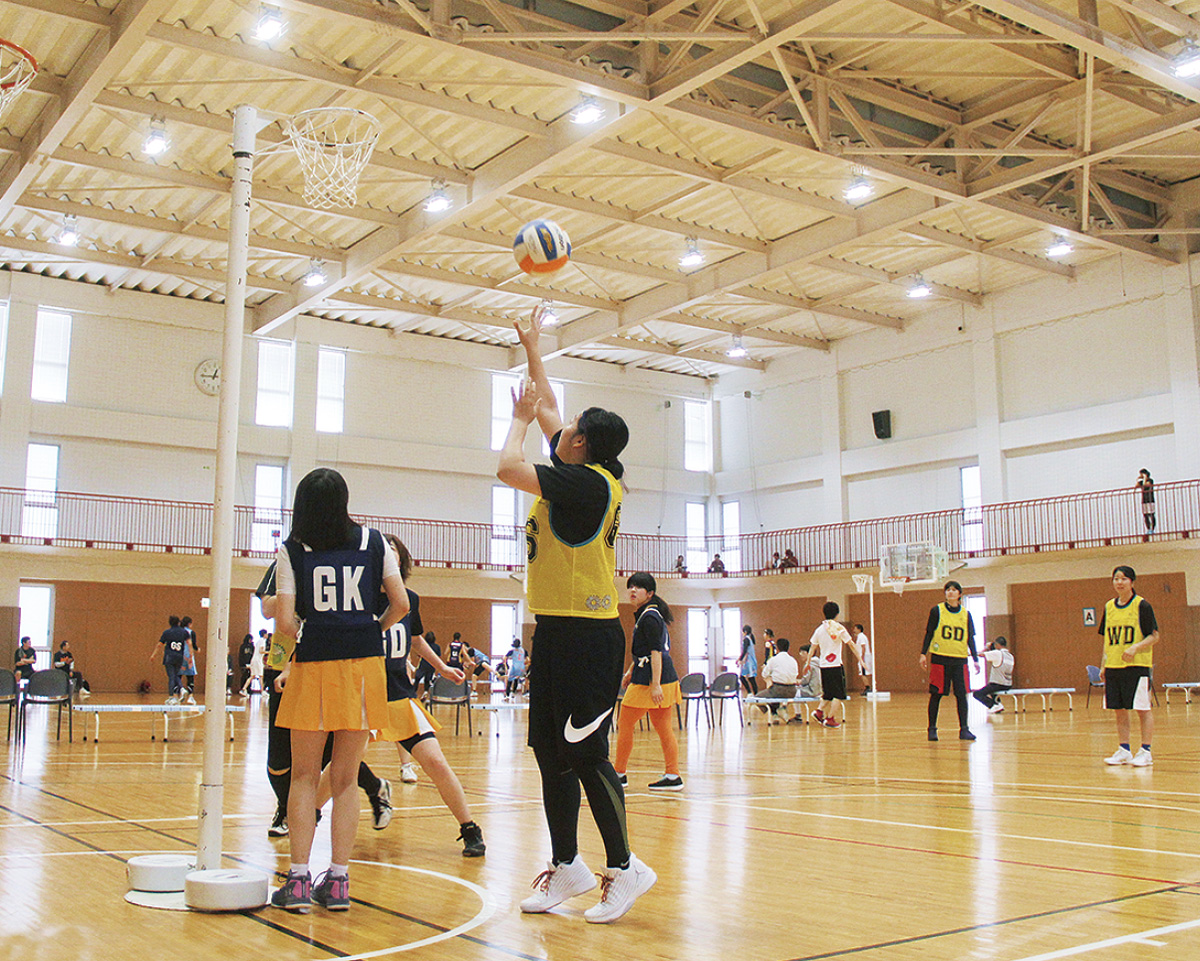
left=872, top=409, right=892, bottom=440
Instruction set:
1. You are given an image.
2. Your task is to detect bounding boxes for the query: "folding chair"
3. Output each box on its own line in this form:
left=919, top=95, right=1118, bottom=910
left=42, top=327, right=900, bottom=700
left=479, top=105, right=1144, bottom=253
left=708, top=671, right=744, bottom=726
left=0, top=669, right=17, bottom=741
left=20, top=668, right=73, bottom=741
left=679, top=673, right=711, bottom=727
left=428, top=676, right=473, bottom=736
left=1085, top=665, right=1104, bottom=707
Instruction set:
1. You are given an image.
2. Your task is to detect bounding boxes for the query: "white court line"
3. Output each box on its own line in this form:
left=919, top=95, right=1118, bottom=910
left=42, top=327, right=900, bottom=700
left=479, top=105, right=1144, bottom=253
left=724, top=791, right=1200, bottom=818
left=1010, top=917, right=1200, bottom=961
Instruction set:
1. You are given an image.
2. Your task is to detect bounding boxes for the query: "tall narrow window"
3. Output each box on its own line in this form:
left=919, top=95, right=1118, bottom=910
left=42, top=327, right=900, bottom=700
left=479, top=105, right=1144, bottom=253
left=721, top=500, right=741, bottom=573
left=686, top=608, right=709, bottom=677
left=316, top=347, right=345, bottom=433
left=491, top=603, right=519, bottom=660
left=721, top=607, right=742, bottom=667
left=491, top=372, right=565, bottom=455
left=23, top=443, right=59, bottom=538
left=491, top=485, right=520, bottom=566
left=31, top=308, right=71, bottom=403
left=683, top=400, right=712, bottom=472
left=255, top=340, right=294, bottom=427
left=685, top=501, right=707, bottom=574
left=18, top=584, right=53, bottom=670
left=252, top=464, right=285, bottom=553
left=0, top=300, right=9, bottom=394
left=961, top=465, right=983, bottom=552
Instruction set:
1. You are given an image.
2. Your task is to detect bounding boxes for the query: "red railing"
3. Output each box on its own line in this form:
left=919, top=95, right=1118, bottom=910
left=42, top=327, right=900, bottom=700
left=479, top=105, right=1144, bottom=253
left=0, top=481, right=1195, bottom=575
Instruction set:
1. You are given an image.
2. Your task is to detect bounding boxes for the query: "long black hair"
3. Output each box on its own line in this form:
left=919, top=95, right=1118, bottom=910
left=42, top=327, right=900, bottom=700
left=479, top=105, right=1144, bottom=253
left=288, top=468, right=357, bottom=551
left=627, top=571, right=673, bottom=624
left=578, top=407, right=629, bottom=480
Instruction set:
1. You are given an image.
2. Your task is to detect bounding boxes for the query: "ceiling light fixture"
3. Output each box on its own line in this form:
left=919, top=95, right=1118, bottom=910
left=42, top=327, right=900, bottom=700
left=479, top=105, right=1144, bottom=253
left=255, top=4, right=285, bottom=41
left=570, top=96, right=604, bottom=125
left=1046, top=237, right=1074, bottom=258
left=57, top=214, right=79, bottom=247
left=726, top=335, right=747, bottom=359
left=142, top=118, right=169, bottom=157
left=1172, top=38, right=1200, bottom=78
left=907, top=274, right=933, bottom=299
left=843, top=169, right=874, bottom=203
left=679, top=237, right=704, bottom=269
left=302, top=257, right=327, bottom=287
left=540, top=299, right=560, bottom=326
left=423, top=180, right=452, bottom=213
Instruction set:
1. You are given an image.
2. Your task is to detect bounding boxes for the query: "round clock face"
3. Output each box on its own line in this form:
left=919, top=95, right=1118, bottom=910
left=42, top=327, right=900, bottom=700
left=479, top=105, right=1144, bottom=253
left=194, top=358, right=221, bottom=395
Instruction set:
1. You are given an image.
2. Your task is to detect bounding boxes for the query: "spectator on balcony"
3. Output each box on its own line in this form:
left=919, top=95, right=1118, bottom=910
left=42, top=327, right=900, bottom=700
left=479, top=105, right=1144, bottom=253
left=14, top=636, right=36, bottom=681
left=1100, top=566, right=1159, bottom=768
left=500, top=302, right=653, bottom=923
left=919, top=581, right=980, bottom=743
left=1136, top=469, right=1156, bottom=533
left=673, top=555, right=687, bottom=574
left=780, top=549, right=799, bottom=570
left=770, top=551, right=782, bottom=570
left=53, top=639, right=90, bottom=697
left=708, top=554, right=726, bottom=574
left=735, top=624, right=758, bottom=695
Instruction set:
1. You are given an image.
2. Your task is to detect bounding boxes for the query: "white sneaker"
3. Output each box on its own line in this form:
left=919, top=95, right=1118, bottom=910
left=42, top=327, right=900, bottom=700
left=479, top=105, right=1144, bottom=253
left=1104, top=747, right=1134, bottom=766
left=520, top=857, right=596, bottom=913
left=185, top=693, right=197, bottom=705
left=584, top=853, right=657, bottom=924
left=988, top=703, right=1004, bottom=714
left=400, top=763, right=418, bottom=784
left=165, top=695, right=179, bottom=705
left=1131, top=749, right=1153, bottom=767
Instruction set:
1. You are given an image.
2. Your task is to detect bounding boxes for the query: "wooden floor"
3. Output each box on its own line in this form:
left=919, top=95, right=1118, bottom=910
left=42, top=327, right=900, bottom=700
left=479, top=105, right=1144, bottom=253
left=4, top=692, right=1200, bottom=961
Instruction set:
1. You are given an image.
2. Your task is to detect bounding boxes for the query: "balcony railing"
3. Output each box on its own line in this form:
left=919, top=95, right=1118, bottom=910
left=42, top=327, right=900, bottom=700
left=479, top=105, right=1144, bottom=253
left=0, top=480, right=1195, bottom=576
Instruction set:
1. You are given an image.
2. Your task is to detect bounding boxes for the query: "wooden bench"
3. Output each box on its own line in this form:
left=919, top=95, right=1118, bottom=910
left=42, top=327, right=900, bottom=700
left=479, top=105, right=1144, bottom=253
left=1162, top=682, right=1200, bottom=704
left=995, top=688, right=1074, bottom=713
left=73, top=704, right=246, bottom=742
left=743, top=694, right=820, bottom=724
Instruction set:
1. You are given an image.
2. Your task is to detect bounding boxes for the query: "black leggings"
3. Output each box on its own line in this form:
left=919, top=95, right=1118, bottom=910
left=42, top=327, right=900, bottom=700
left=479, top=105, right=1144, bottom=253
left=740, top=674, right=759, bottom=695
left=534, top=743, right=629, bottom=870
left=928, top=657, right=971, bottom=731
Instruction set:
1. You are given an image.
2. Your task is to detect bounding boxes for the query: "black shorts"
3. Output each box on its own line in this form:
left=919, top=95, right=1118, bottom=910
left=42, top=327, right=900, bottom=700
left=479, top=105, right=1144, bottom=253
left=1105, top=666, right=1152, bottom=711
left=528, top=615, right=625, bottom=764
left=820, top=666, right=847, bottom=700
left=472, top=663, right=488, bottom=678
left=928, top=654, right=969, bottom=696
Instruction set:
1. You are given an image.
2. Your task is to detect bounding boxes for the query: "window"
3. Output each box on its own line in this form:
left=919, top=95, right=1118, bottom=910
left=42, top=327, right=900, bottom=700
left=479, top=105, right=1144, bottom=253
left=255, top=340, right=294, bottom=427
left=491, top=373, right=565, bottom=454
left=961, top=465, right=983, bottom=553
left=22, top=443, right=59, bottom=538
left=315, top=347, right=345, bottom=433
left=491, top=603, right=519, bottom=660
left=31, top=308, right=71, bottom=403
left=491, top=485, right=521, bottom=566
left=684, top=400, right=712, bottom=472
left=721, top=607, right=742, bottom=668
left=686, top=608, right=709, bottom=677
left=721, top=500, right=741, bottom=573
left=18, top=584, right=53, bottom=670
left=251, top=464, right=285, bottom=553
left=685, top=502, right=707, bottom=574
left=0, top=300, right=9, bottom=394
left=964, top=593, right=988, bottom=691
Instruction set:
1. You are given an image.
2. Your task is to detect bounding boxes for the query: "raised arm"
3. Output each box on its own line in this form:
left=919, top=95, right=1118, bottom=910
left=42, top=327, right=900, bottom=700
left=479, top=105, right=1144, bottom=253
left=514, top=305, right=564, bottom=441
left=497, top=377, right=544, bottom=497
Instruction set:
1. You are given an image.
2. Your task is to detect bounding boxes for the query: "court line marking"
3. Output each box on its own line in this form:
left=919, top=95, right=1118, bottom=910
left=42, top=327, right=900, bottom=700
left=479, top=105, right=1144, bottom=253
left=1009, top=917, right=1200, bottom=961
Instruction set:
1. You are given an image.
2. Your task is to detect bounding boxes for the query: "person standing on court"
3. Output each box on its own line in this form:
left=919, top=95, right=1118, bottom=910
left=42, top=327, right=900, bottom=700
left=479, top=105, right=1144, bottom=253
left=919, top=581, right=980, bottom=742
left=269, top=468, right=408, bottom=913
left=498, top=303, right=656, bottom=924
left=735, top=623, right=759, bottom=695
left=809, top=602, right=854, bottom=729
left=854, top=623, right=873, bottom=695
left=150, top=615, right=193, bottom=704
left=1100, top=566, right=1159, bottom=767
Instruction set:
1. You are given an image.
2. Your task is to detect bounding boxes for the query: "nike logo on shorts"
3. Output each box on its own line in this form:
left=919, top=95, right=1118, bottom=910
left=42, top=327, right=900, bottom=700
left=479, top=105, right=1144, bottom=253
left=564, top=708, right=613, bottom=743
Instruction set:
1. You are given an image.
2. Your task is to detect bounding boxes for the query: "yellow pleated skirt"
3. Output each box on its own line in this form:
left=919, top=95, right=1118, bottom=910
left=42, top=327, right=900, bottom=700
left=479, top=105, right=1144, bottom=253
left=375, top=697, right=442, bottom=743
left=276, top=657, right=389, bottom=732
left=621, top=680, right=682, bottom=710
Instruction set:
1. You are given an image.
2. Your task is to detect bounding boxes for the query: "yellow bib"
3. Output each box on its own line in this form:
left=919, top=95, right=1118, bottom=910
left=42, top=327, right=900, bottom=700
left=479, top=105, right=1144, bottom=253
left=1103, top=596, right=1153, bottom=668
left=264, top=632, right=296, bottom=672
left=929, top=603, right=970, bottom=658
left=526, top=464, right=622, bottom=618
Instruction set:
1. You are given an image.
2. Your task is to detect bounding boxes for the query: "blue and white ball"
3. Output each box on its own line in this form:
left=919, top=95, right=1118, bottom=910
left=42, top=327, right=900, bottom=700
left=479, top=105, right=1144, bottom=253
left=513, top=219, right=571, bottom=275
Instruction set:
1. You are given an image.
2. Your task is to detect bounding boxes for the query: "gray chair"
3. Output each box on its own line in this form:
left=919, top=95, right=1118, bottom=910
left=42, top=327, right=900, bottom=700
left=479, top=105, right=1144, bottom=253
left=708, top=671, right=744, bottom=726
left=428, top=676, right=473, bottom=736
left=0, top=669, right=16, bottom=741
left=679, top=672, right=711, bottom=727
left=1086, top=665, right=1104, bottom=707
left=20, top=668, right=73, bottom=741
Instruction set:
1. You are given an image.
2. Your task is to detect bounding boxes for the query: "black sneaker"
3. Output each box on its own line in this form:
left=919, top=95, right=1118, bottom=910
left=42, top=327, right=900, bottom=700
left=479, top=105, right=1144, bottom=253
left=648, top=775, right=684, bottom=791
left=617, top=773, right=627, bottom=786
left=370, top=778, right=393, bottom=830
left=268, top=807, right=288, bottom=838
left=459, top=821, right=486, bottom=857
left=927, top=728, right=939, bottom=742
left=959, top=729, right=977, bottom=741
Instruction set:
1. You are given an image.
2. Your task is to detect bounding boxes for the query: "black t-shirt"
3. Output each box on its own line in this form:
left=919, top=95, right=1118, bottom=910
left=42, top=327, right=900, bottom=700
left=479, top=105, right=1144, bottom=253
left=630, top=604, right=678, bottom=687
left=238, top=640, right=255, bottom=667
left=15, top=646, right=36, bottom=680
left=160, top=627, right=190, bottom=665
left=384, top=589, right=424, bottom=701
left=533, top=435, right=611, bottom=546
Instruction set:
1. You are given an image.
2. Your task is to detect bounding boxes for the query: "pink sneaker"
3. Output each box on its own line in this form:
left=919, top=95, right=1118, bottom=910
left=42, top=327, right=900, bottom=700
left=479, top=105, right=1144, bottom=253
left=312, top=870, right=350, bottom=910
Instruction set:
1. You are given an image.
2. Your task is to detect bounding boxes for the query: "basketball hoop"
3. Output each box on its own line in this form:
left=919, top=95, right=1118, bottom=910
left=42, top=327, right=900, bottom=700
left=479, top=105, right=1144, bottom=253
left=284, top=107, right=381, bottom=209
left=0, top=40, right=37, bottom=122
left=852, top=574, right=871, bottom=593
left=890, top=577, right=910, bottom=595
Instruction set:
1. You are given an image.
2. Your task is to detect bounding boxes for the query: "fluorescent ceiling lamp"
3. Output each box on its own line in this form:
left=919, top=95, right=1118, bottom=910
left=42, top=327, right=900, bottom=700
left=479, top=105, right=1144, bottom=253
left=256, top=5, right=285, bottom=41
left=679, top=238, right=704, bottom=269
left=57, top=214, right=79, bottom=247
left=143, top=119, right=169, bottom=156
left=303, top=258, right=326, bottom=287
left=1046, top=238, right=1074, bottom=258
left=570, top=97, right=604, bottom=124
left=540, top=300, right=559, bottom=326
left=726, top=335, right=747, bottom=359
left=907, top=275, right=933, bottom=299
left=424, top=180, right=452, bottom=213
left=843, top=175, right=874, bottom=203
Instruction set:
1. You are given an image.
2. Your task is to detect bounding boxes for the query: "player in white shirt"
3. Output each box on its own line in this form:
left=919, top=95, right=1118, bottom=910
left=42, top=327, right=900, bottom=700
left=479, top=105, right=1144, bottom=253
left=809, top=602, right=855, bottom=728
left=972, top=636, right=1014, bottom=714
left=854, top=624, right=872, bottom=695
